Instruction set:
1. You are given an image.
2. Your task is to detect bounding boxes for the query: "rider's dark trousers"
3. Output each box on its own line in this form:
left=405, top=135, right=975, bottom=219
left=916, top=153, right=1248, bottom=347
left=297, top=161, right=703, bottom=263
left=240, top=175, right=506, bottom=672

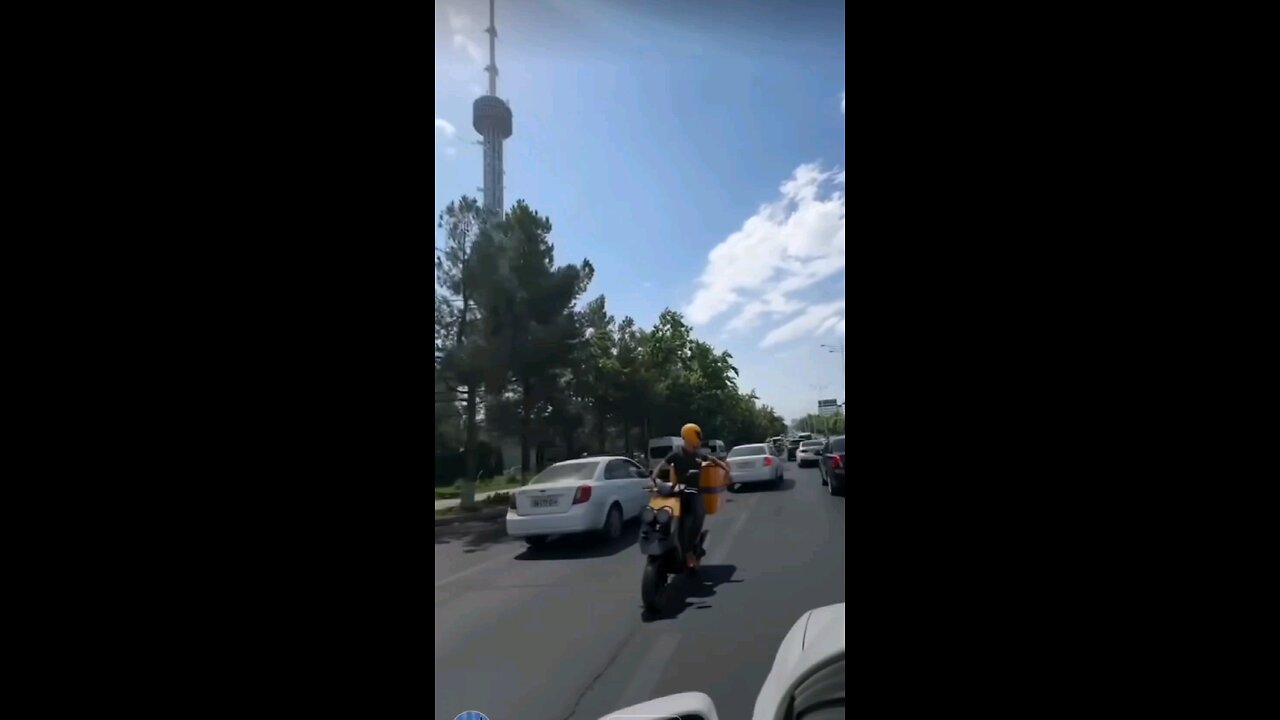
left=681, top=491, right=706, bottom=554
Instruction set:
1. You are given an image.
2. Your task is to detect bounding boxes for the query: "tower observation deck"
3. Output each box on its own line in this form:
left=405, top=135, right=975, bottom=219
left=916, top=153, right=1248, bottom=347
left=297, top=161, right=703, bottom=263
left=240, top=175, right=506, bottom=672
left=473, top=0, right=512, bottom=218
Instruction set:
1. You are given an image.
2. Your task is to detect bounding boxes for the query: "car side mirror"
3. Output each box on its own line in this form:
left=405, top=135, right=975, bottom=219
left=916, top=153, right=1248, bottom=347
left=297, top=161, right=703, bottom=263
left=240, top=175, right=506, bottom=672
left=600, top=691, right=719, bottom=720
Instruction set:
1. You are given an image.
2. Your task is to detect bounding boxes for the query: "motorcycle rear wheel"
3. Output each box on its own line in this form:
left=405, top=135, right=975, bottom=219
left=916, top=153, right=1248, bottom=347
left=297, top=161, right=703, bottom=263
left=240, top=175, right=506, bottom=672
left=641, top=558, right=668, bottom=613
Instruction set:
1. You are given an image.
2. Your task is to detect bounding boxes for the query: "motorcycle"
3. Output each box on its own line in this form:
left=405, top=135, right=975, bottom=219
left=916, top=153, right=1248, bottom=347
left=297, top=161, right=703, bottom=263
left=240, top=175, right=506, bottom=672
left=639, top=467, right=711, bottom=614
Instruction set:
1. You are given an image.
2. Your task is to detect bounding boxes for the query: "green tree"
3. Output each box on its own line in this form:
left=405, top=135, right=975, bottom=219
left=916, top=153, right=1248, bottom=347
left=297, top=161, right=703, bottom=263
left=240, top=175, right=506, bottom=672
left=572, top=295, right=621, bottom=453
left=612, top=315, right=649, bottom=454
left=436, top=196, right=490, bottom=494
left=436, top=194, right=810, bottom=476
left=792, top=412, right=843, bottom=436
left=469, top=200, right=594, bottom=473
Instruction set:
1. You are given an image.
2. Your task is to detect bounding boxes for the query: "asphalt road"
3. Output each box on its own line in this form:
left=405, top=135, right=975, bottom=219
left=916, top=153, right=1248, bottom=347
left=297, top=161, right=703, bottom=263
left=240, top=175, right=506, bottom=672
left=435, top=459, right=845, bottom=720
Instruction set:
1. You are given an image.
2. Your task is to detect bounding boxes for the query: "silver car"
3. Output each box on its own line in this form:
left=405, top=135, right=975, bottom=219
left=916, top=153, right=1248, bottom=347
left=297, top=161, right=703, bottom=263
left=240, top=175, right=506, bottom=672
left=796, top=440, right=826, bottom=468
left=726, top=443, right=783, bottom=487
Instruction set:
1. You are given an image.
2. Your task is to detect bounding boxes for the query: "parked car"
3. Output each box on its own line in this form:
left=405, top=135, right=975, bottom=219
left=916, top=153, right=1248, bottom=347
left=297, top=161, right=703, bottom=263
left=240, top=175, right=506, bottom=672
left=506, top=456, right=651, bottom=547
left=796, top=439, right=826, bottom=467
left=726, top=443, right=783, bottom=488
left=700, top=439, right=728, bottom=460
left=647, top=435, right=683, bottom=472
left=819, top=435, right=845, bottom=496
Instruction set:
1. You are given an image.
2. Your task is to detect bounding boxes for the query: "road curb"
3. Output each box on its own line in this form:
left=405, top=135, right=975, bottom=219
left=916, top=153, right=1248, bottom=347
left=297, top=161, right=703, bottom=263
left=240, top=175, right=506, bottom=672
left=434, top=506, right=507, bottom=529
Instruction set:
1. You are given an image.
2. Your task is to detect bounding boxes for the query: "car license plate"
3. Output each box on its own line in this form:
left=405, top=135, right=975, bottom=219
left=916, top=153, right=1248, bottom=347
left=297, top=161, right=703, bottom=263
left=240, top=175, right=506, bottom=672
left=532, top=496, right=558, bottom=508
left=733, top=460, right=751, bottom=469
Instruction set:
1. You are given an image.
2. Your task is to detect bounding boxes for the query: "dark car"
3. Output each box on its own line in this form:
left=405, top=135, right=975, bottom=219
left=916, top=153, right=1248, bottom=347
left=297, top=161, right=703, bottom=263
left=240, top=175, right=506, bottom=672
left=819, top=435, right=845, bottom=496
left=786, top=438, right=801, bottom=461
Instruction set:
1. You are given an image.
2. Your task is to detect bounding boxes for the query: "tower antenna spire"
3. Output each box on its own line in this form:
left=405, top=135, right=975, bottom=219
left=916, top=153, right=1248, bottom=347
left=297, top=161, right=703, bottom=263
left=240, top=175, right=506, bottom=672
left=472, top=0, right=512, bottom=218
left=484, top=0, right=498, bottom=96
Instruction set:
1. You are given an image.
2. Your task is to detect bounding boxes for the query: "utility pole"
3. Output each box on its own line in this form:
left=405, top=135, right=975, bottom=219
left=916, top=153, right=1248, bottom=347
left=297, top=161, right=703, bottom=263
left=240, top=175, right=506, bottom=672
left=821, top=343, right=844, bottom=405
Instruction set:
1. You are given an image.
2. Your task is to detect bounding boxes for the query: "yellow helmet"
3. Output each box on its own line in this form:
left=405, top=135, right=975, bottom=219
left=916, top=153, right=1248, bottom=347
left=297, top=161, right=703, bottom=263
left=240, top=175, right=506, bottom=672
left=680, top=423, right=702, bottom=447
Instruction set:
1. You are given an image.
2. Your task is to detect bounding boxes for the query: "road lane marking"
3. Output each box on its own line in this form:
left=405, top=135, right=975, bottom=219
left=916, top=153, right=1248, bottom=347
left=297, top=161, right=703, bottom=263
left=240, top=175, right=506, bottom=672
left=435, top=551, right=514, bottom=588
left=616, top=632, right=682, bottom=709
left=704, top=492, right=753, bottom=566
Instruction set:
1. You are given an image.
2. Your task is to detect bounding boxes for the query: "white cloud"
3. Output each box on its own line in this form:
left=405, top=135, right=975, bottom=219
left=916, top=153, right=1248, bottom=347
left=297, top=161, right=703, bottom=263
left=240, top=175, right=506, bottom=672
left=760, top=300, right=845, bottom=348
left=446, top=8, right=470, bottom=32
left=685, top=162, right=845, bottom=340
left=435, top=118, right=457, bottom=139
left=454, top=34, right=483, bottom=63
left=444, top=7, right=484, bottom=62
left=725, top=291, right=805, bottom=332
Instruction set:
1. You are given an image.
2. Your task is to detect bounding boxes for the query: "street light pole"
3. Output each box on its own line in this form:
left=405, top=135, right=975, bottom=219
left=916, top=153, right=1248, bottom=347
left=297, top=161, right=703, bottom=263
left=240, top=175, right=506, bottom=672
left=821, top=342, right=845, bottom=404
left=810, top=383, right=830, bottom=434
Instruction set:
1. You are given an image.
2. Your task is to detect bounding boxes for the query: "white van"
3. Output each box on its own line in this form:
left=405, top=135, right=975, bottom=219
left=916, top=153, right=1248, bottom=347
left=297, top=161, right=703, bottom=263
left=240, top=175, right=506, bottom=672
left=700, top=439, right=727, bottom=460
left=647, top=436, right=683, bottom=472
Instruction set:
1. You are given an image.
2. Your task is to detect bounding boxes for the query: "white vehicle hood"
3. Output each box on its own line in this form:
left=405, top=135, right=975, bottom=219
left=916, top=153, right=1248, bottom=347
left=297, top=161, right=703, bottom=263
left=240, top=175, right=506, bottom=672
left=752, top=602, right=845, bottom=720
left=598, top=691, right=719, bottom=720
left=597, top=603, right=845, bottom=720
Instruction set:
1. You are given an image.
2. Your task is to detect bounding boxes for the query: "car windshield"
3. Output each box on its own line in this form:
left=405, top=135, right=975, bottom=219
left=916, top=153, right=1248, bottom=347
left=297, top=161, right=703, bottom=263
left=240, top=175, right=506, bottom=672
left=831, top=437, right=845, bottom=452
left=728, top=444, right=767, bottom=457
left=648, top=445, right=672, bottom=459
left=528, top=461, right=601, bottom=484
left=801, top=441, right=824, bottom=449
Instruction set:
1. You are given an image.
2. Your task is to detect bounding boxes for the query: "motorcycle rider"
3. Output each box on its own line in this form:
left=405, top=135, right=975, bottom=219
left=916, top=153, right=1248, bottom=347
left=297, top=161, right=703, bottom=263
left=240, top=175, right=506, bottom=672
left=649, top=423, right=732, bottom=569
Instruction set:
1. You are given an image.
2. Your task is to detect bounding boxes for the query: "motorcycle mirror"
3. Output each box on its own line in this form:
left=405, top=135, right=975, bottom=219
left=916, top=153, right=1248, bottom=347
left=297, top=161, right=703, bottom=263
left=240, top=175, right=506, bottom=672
left=598, top=691, right=719, bottom=720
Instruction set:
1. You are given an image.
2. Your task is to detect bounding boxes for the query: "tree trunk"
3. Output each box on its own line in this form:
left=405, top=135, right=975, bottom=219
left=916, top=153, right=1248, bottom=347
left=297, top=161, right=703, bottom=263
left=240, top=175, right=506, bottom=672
left=520, top=380, right=533, bottom=475
left=563, top=424, right=575, bottom=459
left=462, top=381, right=479, bottom=510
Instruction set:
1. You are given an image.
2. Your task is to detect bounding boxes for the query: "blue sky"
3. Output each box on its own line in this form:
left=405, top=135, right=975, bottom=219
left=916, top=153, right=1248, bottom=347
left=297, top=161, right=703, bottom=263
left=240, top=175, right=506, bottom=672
left=435, top=0, right=845, bottom=423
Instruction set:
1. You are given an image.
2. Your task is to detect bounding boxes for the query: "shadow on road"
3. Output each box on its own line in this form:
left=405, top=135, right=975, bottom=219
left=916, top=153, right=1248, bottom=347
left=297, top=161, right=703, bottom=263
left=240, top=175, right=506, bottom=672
left=434, top=517, right=521, bottom=553
left=731, top=477, right=795, bottom=493
left=513, top=518, right=641, bottom=561
left=642, top=563, right=743, bottom=622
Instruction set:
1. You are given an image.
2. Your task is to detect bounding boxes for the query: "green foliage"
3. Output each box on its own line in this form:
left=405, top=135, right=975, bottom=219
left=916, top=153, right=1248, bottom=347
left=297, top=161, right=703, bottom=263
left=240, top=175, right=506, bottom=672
left=792, top=411, right=845, bottom=436
left=435, top=195, right=796, bottom=476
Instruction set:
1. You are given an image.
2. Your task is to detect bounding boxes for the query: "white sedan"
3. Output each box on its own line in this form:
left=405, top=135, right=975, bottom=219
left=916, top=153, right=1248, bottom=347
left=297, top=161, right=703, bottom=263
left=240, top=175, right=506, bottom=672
left=506, top=456, right=651, bottom=548
left=796, top=440, right=826, bottom=468
left=726, top=443, right=783, bottom=487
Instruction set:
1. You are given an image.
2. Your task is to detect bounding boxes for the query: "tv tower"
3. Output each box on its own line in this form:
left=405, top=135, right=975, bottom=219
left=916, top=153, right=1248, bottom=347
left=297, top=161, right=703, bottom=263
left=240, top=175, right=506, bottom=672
left=472, top=0, right=512, bottom=218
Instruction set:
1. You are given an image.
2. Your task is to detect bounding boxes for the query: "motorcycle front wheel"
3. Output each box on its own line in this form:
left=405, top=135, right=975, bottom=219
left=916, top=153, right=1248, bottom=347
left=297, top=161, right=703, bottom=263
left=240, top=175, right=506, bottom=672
left=641, top=558, right=668, bottom=613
